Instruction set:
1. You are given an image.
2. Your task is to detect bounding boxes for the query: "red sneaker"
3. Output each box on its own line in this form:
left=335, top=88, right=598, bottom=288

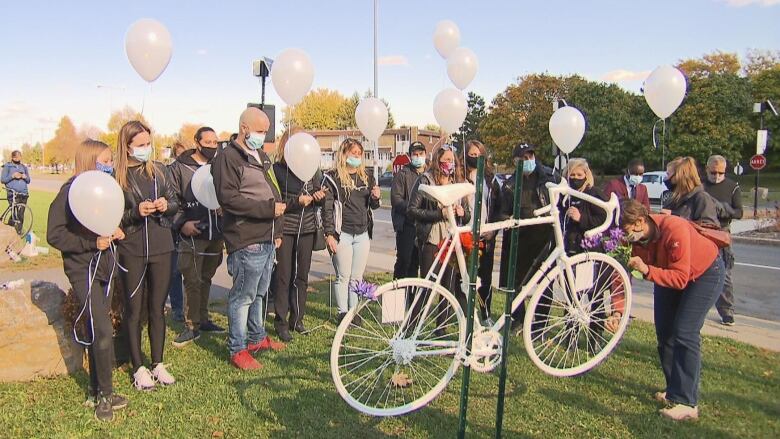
left=247, top=336, right=286, bottom=353
left=231, top=350, right=262, bottom=370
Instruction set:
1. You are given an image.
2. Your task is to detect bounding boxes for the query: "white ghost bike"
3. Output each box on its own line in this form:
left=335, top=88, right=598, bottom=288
left=330, top=180, right=632, bottom=417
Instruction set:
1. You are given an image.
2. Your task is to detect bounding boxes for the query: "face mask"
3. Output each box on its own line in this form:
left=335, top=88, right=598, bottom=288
left=199, top=146, right=217, bottom=161
left=708, top=173, right=725, bottom=184
left=663, top=178, right=676, bottom=192
left=439, top=161, right=455, bottom=175
left=522, top=159, right=536, bottom=175
left=626, top=230, right=644, bottom=243
left=12, top=158, right=20, bottom=164
left=246, top=132, right=265, bottom=150
left=346, top=157, right=362, bottom=168
left=628, top=175, right=643, bottom=186
left=466, top=156, right=479, bottom=168
left=569, top=178, right=586, bottom=190
left=95, top=162, right=114, bottom=174
left=131, top=146, right=152, bottom=163
left=411, top=156, right=426, bottom=168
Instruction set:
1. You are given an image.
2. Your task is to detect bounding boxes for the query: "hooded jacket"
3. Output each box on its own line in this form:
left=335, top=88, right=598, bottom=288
left=168, top=148, right=223, bottom=241
left=663, top=185, right=719, bottom=227
left=273, top=162, right=323, bottom=236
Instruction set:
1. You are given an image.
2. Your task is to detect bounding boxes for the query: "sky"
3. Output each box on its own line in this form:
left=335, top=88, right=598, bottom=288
left=0, top=0, right=778, bottom=151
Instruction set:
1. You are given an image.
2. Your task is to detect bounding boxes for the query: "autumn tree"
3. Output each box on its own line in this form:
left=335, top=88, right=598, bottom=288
left=677, top=51, right=740, bottom=80
left=178, top=123, right=202, bottom=147
left=45, top=116, right=79, bottom=166
left=99, top=106, right=148, bottom=150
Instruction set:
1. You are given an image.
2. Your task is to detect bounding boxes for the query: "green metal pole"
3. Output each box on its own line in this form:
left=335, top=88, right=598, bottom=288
left=457, top=156, right=485, bottom=438
left=494, top=160, right=523, bottom=438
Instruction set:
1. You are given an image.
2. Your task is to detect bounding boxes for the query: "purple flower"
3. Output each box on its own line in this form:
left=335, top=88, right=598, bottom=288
left=603, top=238, right=620, bottom=253
left=581, top=234, right=602, bottom=250
left=609, top=227, right=624, bottom=242
left=350, top=280, right=378, bottom=301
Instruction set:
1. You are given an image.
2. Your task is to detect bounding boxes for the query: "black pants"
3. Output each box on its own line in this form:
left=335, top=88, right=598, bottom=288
left=178, top=238, right=224, bottom=330
left=393, top=225, right=420, bottom=279
left=477, top=237, right=496, bottom=320
left=72, top=276, right=114, bottom=396
left=499, top=225, right=553, bottom=326
left=120, top=252, right=172, bottom=371
left=410, top=243, right=467, bottom=327
left=274, top=233, right=315, bottom=330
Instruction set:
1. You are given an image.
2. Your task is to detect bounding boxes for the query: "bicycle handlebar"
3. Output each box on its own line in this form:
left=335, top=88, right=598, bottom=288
left=544, top=180, right=620, bottom=238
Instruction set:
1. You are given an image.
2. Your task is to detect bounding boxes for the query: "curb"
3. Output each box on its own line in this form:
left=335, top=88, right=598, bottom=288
left=732, top=235, right=780, bottom=247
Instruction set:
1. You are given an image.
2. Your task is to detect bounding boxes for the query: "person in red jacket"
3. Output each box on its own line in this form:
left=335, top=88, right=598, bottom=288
left=621, top=199, right=724, bottom=421
left=603, top=158, right=650, bottom=210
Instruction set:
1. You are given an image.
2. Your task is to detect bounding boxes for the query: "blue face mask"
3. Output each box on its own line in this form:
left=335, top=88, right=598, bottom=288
left=246, top=132, right=265, bottom=151
left=628, top=175, right=643, bottom=186
left=96, top=162, right=114, bottom=174
left=131, top=146, right=152, bottom=163
left=522, top=159, right=536, bottom=175
left=346, top=157, right=362, bottom=168
left=411, top=156, right=426, bottom=168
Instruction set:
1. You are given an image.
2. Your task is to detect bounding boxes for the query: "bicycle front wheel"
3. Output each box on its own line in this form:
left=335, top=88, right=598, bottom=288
left=2, top=203, right=33, bottom=237
left=330, top=277, right=466, bottom=417
left=523, top=252, right=632, bottom=377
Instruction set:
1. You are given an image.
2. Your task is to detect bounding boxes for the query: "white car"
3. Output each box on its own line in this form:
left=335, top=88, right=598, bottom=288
left=641, top=171, right=670, bottom=205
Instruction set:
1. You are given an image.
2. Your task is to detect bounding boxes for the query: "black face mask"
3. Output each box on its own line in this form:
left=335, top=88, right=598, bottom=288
left=199, top=146, right=217, bottom=161
left=11, top=158, right=21, bottom=164
left=465, top=155, right=479, bottom=168
left=569, top=178, right=586, bottom=190
left=664, top=178, right=676, bottom=192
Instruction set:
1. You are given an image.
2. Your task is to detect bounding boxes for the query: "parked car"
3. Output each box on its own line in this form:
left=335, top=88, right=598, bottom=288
left=378, top=171, right=394, bottom=187
left=641, top=171, right=670, bottom=205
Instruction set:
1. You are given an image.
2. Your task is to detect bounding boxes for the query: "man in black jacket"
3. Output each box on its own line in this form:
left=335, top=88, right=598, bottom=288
left=390, top=141, right=427, bottom=279
left=489, top=143, right=556, bottom=332
left=703, top=154, right=743, bottom=326
left=170, top=127, right=226, bottom=347
left=211, top=108, right=286, bottom=370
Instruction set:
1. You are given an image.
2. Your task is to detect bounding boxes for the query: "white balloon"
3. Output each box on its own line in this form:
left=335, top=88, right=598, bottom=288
left=191, top=165, right=219, bottom=210
left=125, top=18, right=173, bottom=83
left=284, top=133, right=321, bottom=182
left=271, top=48, right=315, bottom=106
left=433, top=88, right=468, bottom=134
left=68, top=171, right=124, bottom=237
left=446, top=47, right=479, bottom=90
left=549, top=106, right=586, bottom=154
left=355, top=98, right=389, bottom=142
left=643, top=65, right=687, bottom=119
left=433, top=20, right=461, bottom=59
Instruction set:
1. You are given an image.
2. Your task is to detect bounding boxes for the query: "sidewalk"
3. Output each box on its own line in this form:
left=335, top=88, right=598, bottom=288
left=2, top=248, right=778, bottom=352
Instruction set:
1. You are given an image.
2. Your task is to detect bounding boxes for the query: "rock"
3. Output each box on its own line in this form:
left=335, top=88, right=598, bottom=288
left=0, top=280, right=84, bottom=382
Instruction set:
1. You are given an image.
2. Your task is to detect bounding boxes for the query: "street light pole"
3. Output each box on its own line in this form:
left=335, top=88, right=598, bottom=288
left=372, top=0, right=380, bottom=182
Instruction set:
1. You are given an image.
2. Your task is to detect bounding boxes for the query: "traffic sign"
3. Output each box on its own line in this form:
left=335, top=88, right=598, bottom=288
left=734, top=163, right=743, bottom=176
left=392, top=154, right=411, bottom=174
left=750, top=154, right=766, bottom=171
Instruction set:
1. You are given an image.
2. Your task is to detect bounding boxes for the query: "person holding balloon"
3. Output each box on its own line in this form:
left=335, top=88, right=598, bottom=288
left=211, top=107, right=287, bottom=371
left=322, top=138, right=381, bottom=322
left=271, top=129, right=329, bottom=342
left=169, top=127, right=226, bottom=348
left=47, top=139, right=128, bottom=421
left=114, top=121, right=179, bottom=390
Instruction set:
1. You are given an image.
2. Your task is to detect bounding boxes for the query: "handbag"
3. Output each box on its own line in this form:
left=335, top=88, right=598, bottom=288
left=691, top=221, right=731, bottom=249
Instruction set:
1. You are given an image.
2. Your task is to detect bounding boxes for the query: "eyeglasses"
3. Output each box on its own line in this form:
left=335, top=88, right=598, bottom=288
left=440, top=144, right=457, bottom=152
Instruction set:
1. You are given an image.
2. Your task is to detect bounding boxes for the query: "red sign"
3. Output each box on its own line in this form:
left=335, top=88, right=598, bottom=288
left=750, top=154, right=766, bottom=171
left=392, top=154, right=411, bottom=174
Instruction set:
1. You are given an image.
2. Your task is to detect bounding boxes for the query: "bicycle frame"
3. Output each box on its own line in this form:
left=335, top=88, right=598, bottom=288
left=404, top=179, right=619, bottom=342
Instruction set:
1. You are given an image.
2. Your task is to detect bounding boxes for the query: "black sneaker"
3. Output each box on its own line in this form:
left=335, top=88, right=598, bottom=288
left=721, top=315, right=735, bottom=326
left=293, top=323, right=307, bottom=334
left=172, top=328, right=200, bottom=347
left=337, top=312, right=347, bottom=324
left=94, top=396, right=114, bottom=422
left=109, top=394, right=128, bottom=410
left=200, top=321, right=226, bottom=333
left=276, top=327, right=293, bottom=342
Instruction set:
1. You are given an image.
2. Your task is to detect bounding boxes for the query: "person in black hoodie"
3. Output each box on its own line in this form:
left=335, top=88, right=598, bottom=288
left=560, top=158, right=607, bottom=255
left=169, top=127, right=226, bottom=347
left=488, top=143, right=556, bottom=333
left=211, top=107, right=286, bottom=371
left=390, top=141, right=427, bottom=279
left=114, top=121, right=179, bottom=390
left=47, top=139, right=128, bottom=421
left=271, top=129, right=330, bottom=341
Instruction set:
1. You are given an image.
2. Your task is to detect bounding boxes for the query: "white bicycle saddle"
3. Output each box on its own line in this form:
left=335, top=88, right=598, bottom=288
left=419, top=183, right=476, bottom=206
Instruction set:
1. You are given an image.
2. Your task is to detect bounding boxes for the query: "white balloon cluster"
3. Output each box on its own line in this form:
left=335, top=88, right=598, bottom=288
left=432, top=20, right=479, bottom=134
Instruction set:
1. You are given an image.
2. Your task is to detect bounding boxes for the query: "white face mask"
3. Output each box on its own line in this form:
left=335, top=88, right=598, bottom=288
left=626, top=230, right=644, bottom=243
left=628, top=175, right=643, bottom=186
left=708, top=172, right=725, bottom=184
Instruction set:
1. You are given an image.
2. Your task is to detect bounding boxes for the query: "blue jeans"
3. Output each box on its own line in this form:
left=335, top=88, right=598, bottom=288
left=654, top=255, right=725, bottom=406
left=226, top=242, right=275, bottom=356
left=332, top=232, right=371, bottom=313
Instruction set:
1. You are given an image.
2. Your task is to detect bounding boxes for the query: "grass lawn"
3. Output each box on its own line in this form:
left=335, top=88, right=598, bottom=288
left=1, top=274, right=777, bottom=438
left=3, top=189, right=63, bottom=272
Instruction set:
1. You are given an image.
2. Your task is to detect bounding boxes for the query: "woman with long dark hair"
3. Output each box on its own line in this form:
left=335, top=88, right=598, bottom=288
left=115, top=120, right=179, bottom=390
left=47, top=140, right=127, bottom=421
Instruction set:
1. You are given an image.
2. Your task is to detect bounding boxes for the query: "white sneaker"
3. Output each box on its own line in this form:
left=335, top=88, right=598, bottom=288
left=133, top=366, right=156, bottom=391
left=151, top=363, right=176, bottom=386
left=660, top=403, right=699, bottom=421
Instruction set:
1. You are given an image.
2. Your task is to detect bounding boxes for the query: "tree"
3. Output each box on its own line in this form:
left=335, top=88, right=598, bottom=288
left=100, top=106, right=148, bottom=150
left=284, top=88, right=349, bottom=130
left=333, top=90, right=395, bottom=131
left=45, top=116, right=79, bottom=166
left=423, top=123, right=440, bottom=132
left=21, top=142, right=43, bottom=166
left=677, top=51, right=740, bottom=80
left=744, top=49, right=780, bottom=78
left=750, top=66, right=780, bottom=167
left=178, top=123, right=202, bottom=147
left=454, top=92, right=486, bottom=149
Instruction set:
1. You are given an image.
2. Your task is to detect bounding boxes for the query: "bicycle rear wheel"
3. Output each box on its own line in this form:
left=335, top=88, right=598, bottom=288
left=2, top=203, right=33, bottom=238
left=330, top=278, right=465, bottom=417
left=523, top=252, right=632, bottom=377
